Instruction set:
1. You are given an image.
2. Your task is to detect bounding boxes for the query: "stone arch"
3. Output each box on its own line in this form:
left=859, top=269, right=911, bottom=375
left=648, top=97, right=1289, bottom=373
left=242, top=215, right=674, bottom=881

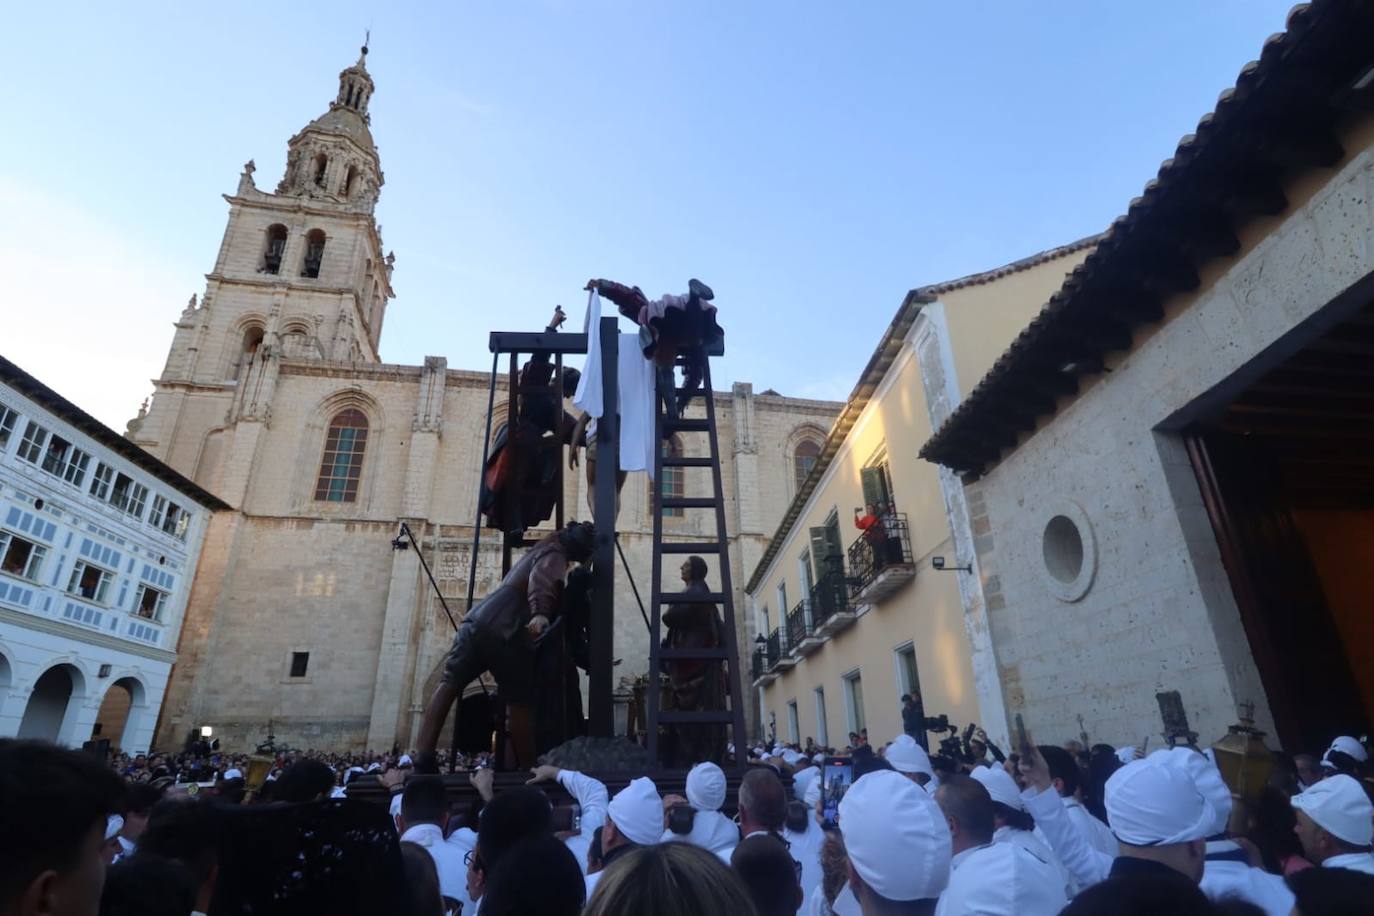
left=93, top=674, right=150, bottom=752
left=279, top=321, right=314, bottom=359
left=786, top=424, right=828, bottom=496
left=228, top=315, right=269, bottom=381
left=17, top=661, right=88, bottom=745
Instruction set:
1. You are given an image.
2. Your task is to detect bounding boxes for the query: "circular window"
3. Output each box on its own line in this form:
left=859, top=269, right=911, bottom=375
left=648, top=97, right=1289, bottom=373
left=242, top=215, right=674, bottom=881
left=1038, top=502, right=1096, bottom=602
left=1042, top=516, right=1083, bottom=583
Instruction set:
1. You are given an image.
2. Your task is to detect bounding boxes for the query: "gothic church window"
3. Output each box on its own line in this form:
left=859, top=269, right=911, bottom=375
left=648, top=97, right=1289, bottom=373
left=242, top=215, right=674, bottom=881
left=313, top=153, right=328, bottom=187
left=301, top=229, right=326, bottom=279
left=314, top=408, right=368, bottom=502
left=262, top=224, right=288, bottom=274
left=342, top=164, right=359, bottom=198
left=793, top=437, right=822, bottom=492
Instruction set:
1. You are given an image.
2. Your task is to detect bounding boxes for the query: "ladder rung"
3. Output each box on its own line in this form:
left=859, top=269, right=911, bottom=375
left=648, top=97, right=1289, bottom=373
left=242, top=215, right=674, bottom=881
left=660, top=541, right=724, bottom=554
left=656, top=592, right=727, bottom=604
left=659, top=647, right=731, bottom=660
left=657, top=711, right=737, bottom=725
left=660, top=497, right=718, bottom=509
left=661, top=456, right=713, bottom=467
left=664, top=418, right=710, bottom=432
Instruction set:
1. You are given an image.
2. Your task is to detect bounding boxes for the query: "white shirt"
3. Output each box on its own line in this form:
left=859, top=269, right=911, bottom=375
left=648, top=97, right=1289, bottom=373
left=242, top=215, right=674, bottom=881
left=935, top=842, right=1068, bottom=916
left=1324, top=851, right=1374, bottom=875
left=557, top=769, right=609, bottom=875
left=992, top=825, right=1073, bottom=899
left=1199, top=842, right=1294, bottom=916
left=785, top=818, right=826, bottom=907
left=662, top=809, right=738, bottom=862
left=1063, top=796, right=1117, bottom=857
left=400, top=823, right=468, bottom=904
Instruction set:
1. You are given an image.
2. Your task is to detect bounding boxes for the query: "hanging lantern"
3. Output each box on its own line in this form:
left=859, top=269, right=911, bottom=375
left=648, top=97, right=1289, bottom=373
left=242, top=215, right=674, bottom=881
left=1210, top=701, right=1274, bottom=833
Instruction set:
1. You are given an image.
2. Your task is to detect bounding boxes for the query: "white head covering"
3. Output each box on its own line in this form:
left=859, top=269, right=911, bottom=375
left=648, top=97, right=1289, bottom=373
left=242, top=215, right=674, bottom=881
left=782, top=749, right=803, bottom=766
left=971, top=765, right=1025, bottom=812
left=397, top=754, right=414, bottom=768
left=222, top=767, right=243, bottom=781
left=366, top=762, right=382, bottom=773
left=1182, top=750, right=1233, bottom=838
left=343, top=766, right=365, bottom=785
left=1105, top=748, right=1216, bottom=846
left=608, top=776, right=663, bottom=846
left=885, top=735, right=935, bottom=780
left=813, top=753, right=825, bottom=764
left=685, top=762, right=726, bottom=812
left=839, top=770, right=951, bottom=901
left=1115, top=746, right=1139, bottom=765
left=1321, top=736, right=1369, bottom=769
left=1292, top=774, right=1374, bottom=847
left=105, top=814, right=125, bottom=841
left=793, top=766, right=821, bottom=802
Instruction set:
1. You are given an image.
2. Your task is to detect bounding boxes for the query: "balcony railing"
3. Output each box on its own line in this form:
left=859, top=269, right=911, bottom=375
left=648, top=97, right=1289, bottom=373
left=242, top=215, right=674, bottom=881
left=847, top=512, right=916, bottom=604
left=788, top=599, right=824, bottom=656
left=810, top=571, right=855, bottom=637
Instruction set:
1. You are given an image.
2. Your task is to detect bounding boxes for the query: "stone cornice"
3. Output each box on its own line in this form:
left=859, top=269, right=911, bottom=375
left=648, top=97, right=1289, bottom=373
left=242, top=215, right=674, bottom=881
left=0, top=606, right=178, bottom=664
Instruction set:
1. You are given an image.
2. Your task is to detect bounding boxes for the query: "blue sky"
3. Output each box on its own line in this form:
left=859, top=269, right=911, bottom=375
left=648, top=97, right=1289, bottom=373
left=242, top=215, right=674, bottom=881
left=2, top=1, right=1298, bottom=428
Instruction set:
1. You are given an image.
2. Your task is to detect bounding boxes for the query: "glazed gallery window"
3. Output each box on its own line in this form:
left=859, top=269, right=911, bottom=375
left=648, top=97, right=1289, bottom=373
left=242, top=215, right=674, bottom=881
left=0, top=531, right=47, bottom=581
left=67, top=561, right=114, bottom=604
left=135, top=584, right=168, bottom=621
left=314, top=409, right=369, bottom=502
left=16, top=420, right=48, bottom=464
left=0, top=404, right=18, bottom=450
left=40, top=434, right=91, bottom=487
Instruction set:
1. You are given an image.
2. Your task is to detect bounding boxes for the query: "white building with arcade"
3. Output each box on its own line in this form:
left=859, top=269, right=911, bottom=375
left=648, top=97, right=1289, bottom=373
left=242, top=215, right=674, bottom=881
left=0, top=356, right=226, bottom=753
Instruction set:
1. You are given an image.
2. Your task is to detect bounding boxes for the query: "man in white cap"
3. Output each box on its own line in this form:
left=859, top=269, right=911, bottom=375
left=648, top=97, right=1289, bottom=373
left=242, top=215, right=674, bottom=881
left=970, top=765, right=1073, bottom=897
left=1320, top=735, right=1369, bottom=776
left=1292, top=773, right=1374, bottom=875
left=660, top=761, right=737, bottom=861
left=585, top=775, right=662, bottom=896
left=1020, top=746, right=1215, bottom=889
left=1182, top=748, right=1294, bottom=915
left=885, top=734, right=937, bottom=792
left=933, top=774, right=1067, bottom=915
left=527, top=763, right=609, bottom=875
left=838, top=769, right=950, bottom=915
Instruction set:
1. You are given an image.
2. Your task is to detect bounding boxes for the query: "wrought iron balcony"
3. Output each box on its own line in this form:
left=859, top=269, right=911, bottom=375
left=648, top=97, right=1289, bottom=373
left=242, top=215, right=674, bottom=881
left=751, top=647, right=777, bottom=687
left=788, top=599, right=824, bottom=656
left=810, top=571, right=855, bottom=638
left=847, top=512, right=916, bottom=605
left=768, top=626, right=796, bottom=671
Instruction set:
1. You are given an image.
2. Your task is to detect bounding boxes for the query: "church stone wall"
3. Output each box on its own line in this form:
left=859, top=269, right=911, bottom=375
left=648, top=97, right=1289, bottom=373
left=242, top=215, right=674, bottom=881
left=966, top=127, right=1374, bottom=749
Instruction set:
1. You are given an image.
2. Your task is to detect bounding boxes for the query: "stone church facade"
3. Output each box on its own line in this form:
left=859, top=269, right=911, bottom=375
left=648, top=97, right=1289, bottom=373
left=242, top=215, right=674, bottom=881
left=128, top=49, right=841, bottom=752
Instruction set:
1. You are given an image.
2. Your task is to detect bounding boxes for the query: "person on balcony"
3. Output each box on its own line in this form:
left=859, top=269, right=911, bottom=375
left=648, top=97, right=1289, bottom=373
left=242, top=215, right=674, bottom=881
left=663, top=556, right=727, bottom=766
left=854, top=504, right=892, bottom=574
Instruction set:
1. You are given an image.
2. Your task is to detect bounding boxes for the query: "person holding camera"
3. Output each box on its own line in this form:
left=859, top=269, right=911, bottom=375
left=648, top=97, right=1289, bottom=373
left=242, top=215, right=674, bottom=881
left=661, top=762, right=738, bottom=862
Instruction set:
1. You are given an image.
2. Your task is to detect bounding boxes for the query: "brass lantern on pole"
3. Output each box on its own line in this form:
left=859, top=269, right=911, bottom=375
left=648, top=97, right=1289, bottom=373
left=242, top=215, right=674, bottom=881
left=243, top=732, right=279, bottom=804
left=1210, top=702, right=1274, bottom=834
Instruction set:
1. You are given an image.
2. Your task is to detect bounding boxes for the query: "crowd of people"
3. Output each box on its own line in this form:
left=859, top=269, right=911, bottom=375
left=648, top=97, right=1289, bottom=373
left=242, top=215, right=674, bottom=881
left=4, top=726, right=1373, bottom=916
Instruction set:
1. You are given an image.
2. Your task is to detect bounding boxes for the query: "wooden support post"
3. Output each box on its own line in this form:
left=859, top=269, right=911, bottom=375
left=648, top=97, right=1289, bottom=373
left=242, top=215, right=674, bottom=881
left=589, top=317, right=619, bottom=736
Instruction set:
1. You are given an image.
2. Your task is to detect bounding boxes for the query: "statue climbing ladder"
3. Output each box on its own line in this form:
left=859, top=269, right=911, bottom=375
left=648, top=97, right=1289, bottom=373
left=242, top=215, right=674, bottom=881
left=646, top=355, right=751, bottom=772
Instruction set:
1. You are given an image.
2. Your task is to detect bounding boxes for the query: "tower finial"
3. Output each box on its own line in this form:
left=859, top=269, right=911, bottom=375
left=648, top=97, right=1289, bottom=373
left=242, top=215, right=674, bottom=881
left=359, top=28, right=370, bottom=66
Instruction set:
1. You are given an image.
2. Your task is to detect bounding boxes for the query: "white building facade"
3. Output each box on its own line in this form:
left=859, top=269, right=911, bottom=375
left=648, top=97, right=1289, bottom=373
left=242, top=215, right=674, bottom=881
left=0, top=357, right=225, bottom=753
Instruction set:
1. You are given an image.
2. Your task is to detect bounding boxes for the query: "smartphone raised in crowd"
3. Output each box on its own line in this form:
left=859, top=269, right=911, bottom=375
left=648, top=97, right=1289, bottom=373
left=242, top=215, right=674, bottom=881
left=821, top=755, right=853, bottom=828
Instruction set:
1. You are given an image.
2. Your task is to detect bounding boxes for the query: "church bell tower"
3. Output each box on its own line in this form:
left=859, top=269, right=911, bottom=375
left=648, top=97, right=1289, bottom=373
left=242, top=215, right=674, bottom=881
left=128, top=45, right=397, bottom=492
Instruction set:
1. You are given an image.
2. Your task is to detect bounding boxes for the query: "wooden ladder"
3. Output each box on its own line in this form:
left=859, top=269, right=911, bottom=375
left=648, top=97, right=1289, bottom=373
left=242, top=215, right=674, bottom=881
left=645, top=356, right=750, bottom=772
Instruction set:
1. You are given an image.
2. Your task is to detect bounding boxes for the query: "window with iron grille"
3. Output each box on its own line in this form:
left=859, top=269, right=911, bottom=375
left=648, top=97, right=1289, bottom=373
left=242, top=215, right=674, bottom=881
left=314, top=409, right=368, bottom=502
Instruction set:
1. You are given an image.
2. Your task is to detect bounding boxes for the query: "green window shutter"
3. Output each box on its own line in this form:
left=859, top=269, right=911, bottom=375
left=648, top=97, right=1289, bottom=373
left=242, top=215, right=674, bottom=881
left=860, top=465, right=891, bottom=511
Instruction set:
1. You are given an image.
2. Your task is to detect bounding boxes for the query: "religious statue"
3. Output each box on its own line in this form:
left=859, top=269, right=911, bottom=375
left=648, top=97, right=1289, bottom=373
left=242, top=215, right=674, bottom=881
left=662, top=556, right=727, bottom=766
left=415, top=521, right=597, bottom=770
left=480, top=307, right=583, bottom=541
left=584, top=277, right=722, bottom=419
